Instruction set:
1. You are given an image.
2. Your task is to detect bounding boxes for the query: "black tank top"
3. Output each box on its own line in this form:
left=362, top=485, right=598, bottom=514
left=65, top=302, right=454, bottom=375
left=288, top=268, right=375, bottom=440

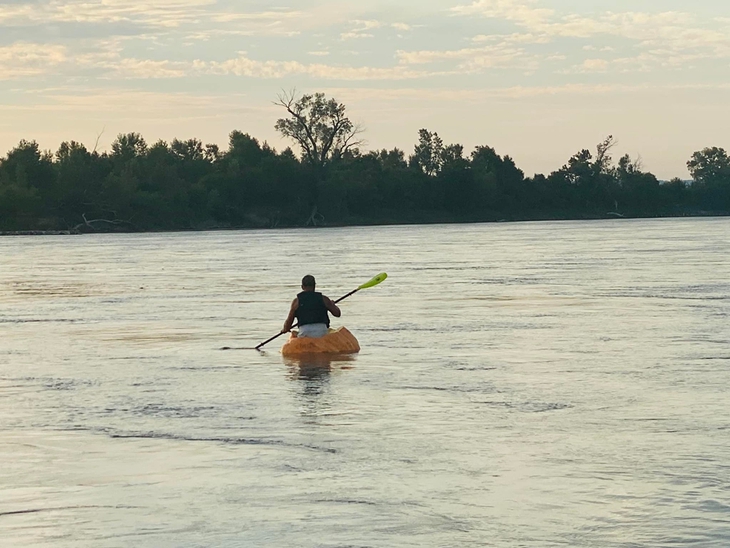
left=296, top=291, right=330, bottom=327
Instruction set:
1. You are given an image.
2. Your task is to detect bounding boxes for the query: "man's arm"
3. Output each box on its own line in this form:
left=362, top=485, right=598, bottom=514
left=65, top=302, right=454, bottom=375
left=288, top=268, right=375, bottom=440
left=323, top=295, right=341, bottom=317
left=282, top=298, right=298, bottom=332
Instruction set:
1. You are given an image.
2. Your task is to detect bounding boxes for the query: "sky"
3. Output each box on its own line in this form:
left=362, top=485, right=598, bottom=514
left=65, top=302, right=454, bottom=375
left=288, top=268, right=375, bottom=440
left=1, top=0, right=729, bottom=179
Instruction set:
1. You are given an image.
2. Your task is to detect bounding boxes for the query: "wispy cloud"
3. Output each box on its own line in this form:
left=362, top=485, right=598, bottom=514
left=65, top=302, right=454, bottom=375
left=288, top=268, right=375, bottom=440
left=0, top=0, right=216, bottom=27
left=208, top=53, right=436, bottom=80
left=209, top=10, right=301, bottom=23
left=340, top=32, right=375, bottom=40
left=340, top=19, right=383, bottom=40
left=111, top=58, right=191, bottom=78
left=0, top=0, right=304, bottom=38
left=397, top=43, right=534, bottom=71
left=0, top=41, right=439, bottom=82
left=472, top=33, right=550, bottom=44
left=452, top=0, right=554, bottom=27
left=322, top=81, right=730, bottom=104
left=31, top=87, right=254, bottom=114
left=452, top=0, right=730, bottom=69
left=0, top=43, right=67, bottom=79
left=2, top=0, right=729, bottom=180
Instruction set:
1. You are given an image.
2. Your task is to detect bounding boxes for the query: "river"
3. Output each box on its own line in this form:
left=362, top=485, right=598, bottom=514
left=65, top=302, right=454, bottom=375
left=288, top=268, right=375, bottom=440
left=1, top=218, right=729, bottom=547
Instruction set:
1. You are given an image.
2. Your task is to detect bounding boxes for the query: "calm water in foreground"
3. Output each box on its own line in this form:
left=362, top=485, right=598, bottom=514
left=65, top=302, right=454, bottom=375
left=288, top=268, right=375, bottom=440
left=1, top=218, right=729, bottom=547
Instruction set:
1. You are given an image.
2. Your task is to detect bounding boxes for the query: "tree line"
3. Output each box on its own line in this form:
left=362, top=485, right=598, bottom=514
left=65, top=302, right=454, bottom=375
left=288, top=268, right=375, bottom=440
left=1, top=92, right=728, bottom=233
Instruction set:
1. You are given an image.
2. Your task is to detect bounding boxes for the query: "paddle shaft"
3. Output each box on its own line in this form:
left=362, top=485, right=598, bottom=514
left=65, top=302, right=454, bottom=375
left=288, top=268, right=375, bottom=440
left=254, top=288, right=361, bottom=350
left=334, top=289, right=359, bottom=304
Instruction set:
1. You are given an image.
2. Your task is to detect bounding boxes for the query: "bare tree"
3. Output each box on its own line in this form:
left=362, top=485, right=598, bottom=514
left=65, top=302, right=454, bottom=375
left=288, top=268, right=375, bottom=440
left=92, top=126, right=106, bottom=154
left=594, top=135, right=617, bottom=174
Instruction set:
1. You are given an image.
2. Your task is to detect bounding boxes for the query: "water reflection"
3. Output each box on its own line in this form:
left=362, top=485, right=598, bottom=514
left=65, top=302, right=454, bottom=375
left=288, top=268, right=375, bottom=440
left=284, top=353, right=356, bottom=381
left=284, top=354, right=357, bottom=416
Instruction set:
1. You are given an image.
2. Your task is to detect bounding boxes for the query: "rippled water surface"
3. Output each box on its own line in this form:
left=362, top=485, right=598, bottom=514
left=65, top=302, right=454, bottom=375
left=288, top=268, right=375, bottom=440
left=1, top=218, right=729, bottom=547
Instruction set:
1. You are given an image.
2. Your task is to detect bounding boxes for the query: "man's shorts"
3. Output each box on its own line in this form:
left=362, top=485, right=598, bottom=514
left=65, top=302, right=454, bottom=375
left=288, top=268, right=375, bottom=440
left=297, top=323, right=329, bottom=338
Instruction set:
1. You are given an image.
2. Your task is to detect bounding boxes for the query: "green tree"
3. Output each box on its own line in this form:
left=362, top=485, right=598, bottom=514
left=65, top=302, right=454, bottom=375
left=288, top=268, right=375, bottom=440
left=274, top=91, right=363, bottom=224
left=470, top=146, right=526, bottom=214
left=549, top=136, right=619, bottom=214
left=274, top=91, right=363, bottom=170
left=687, top=147, right=730, bottom=185
left=227, top=131, right=266, bottom=168
left=616, top=154, right=660, bottom=213
left=661, top=177, right=688, bottom=212
left=687, top=147, right=730, bottom=209
left=0, top=140, right=55, bottom=228
left=111, top=132, right=147, bottom=162
left=54, top=141, right=104, bottom=226
left=410, top=129, right=444, bottom=176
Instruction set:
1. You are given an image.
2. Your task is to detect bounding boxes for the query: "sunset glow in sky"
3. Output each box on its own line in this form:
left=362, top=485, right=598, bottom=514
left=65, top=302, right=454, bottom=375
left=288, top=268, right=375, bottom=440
left=1, top=0, right=729, bottom=178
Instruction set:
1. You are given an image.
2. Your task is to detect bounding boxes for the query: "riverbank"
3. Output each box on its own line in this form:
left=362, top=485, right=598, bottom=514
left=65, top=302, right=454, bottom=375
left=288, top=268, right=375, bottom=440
left=2, top=209, right=728, bottom=236
left=0, top=230, right=77, bottom=236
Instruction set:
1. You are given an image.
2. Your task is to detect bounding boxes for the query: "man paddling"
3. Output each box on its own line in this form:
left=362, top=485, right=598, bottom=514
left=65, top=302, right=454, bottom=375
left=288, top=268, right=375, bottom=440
left=282, top=275, right=341, bottom=338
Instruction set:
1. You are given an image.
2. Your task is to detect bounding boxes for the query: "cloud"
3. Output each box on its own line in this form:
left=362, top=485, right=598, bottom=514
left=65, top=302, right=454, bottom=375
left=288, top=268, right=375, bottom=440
left=580, top=58, right=609, bottom=72
left=3, top=0, right=729, bottom=86
left=453, top=1, right=730, bottom=70
left=208, top=53, right=435, bottom=80
left=397, top=43, right=532, bottom=71
left=452, top=0, right=686, bottom=40
left=300, top=81, right=730, bottom=108
left=110, top=58, right=190, bottom=78
left=340, top=32, right=374, bottom=40
left=38, top=88, right=252, bottom=114
left=452, top=0, right=554, bottom=27
left=472, top=32, right=550, bottom=44
left=564, top=49, right=715, bottom=75
left=0, top=3, right=36, bottom=25
left=0, top=0, right=303, bottom=35
left=209, top=10, right=301, bottom=23
left=0, top=0, right=215, bottom=27
left=183, top=28, right=301, bottom=41
left=340, top=19, right=383, bottom=40
left=498, top=81, right=730, bottom=98
left=0, top=37, right=192, bottom=80
left=351, top=19, right=382, bottom=30
left=0, top=38, right=438, bottom=82
left=0, top=42, right=67, bottom=79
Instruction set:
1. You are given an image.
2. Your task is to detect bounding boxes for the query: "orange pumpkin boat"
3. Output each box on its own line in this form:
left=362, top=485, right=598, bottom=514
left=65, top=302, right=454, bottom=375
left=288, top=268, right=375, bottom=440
left=281, top=327, right=360, bottom=357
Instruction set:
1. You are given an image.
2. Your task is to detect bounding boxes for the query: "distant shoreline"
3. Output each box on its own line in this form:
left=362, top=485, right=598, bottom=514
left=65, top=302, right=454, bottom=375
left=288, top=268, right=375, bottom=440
left=2, top=131, right=727, bottom=236
left=2, top=211, right=727, bottom=237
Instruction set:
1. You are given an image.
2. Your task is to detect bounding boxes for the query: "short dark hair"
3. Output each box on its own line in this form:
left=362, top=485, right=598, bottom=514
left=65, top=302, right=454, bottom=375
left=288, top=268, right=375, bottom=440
left=301, top=275, right=316, bottom=288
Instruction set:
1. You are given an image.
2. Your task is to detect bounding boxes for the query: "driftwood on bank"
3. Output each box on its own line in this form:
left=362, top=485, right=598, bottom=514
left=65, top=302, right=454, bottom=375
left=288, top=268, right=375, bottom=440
left=305, top=205, right=325, bottom=227
left=72, top=213, right=135, bottom=232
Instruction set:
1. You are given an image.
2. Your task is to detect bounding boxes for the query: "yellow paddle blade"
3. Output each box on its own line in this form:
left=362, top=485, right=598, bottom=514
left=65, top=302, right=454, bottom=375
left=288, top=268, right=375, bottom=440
left=358, top=272, right=388, bottom=290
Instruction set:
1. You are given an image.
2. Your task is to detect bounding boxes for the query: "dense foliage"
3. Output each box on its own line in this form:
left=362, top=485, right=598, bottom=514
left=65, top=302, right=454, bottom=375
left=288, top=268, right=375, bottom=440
left=1, top=100, right=728, bottom=232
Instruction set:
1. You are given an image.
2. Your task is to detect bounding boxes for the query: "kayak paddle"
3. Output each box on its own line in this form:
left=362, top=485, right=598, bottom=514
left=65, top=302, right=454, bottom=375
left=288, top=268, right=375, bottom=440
left=223, top=272, right=387, bottom=352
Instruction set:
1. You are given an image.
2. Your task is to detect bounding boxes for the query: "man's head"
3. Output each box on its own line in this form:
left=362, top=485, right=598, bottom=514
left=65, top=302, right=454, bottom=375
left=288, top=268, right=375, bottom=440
left=301, top=274, right=316, bottom=290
